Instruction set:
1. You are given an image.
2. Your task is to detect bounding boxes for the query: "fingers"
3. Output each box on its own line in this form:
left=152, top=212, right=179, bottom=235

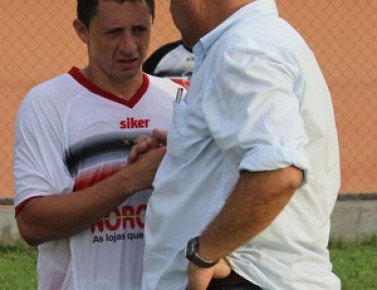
left=212, top=258, right=231, bottom=279
left=128, top=140, right=150, bottom=164
left=134, top=134, right=152, bottom=146
left=128, top=130, right=167, bottom=164
left=187, top=264, right=213, bottom=290
left=126, top=146, right=166, bottom=191
left=152, top=129, right=167, bottom=145
left=187, top=259, right=232, bottom=290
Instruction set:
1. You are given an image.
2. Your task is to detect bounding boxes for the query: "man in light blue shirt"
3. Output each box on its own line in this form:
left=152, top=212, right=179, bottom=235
left=132, top=0, right=341, bottom=289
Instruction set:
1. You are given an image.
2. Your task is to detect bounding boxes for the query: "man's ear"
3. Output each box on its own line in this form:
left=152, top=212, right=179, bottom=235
left=73, top=19, right=89, bottom=44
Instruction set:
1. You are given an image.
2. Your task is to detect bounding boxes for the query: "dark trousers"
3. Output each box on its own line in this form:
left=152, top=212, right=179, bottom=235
left=206, top=271, right=262, bottom=290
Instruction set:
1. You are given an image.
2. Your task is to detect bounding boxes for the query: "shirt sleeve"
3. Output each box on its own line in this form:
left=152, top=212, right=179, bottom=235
left=201, top=47, right=310, bottom=176
left=13, top=86, right=74, bottom=209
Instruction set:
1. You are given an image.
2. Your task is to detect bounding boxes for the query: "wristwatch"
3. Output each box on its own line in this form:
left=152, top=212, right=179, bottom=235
left=185, top=236, right=219, bottom=268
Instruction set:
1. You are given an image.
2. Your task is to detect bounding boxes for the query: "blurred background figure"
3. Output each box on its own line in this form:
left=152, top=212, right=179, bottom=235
left=143, top=39, right=194, bottom=88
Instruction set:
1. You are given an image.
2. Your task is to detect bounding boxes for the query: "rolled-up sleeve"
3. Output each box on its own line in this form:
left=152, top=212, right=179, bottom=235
left=202, top=46, right=310, bottom=179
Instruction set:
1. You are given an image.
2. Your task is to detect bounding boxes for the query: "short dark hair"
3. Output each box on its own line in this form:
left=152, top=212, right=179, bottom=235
left=77, top=0, right=155, bottom=29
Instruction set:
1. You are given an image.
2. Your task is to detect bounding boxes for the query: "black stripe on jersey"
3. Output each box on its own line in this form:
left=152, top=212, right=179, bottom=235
left=64, top=131, right=148, bottom=177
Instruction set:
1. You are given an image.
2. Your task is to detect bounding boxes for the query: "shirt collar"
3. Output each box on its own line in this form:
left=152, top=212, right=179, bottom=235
left=193, top=0, right=278, bottom=66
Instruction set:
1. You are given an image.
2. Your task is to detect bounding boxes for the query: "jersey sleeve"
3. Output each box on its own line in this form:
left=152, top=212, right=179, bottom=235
left=14, top=86, right=74, bottom=213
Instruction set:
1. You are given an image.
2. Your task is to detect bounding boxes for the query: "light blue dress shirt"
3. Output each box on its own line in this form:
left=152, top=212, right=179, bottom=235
left=142, top=1, right=340, bottom=289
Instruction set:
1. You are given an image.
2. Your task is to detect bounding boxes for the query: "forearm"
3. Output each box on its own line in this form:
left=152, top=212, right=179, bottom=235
left=17, top=146, right=165, bottom=246
left=17, top=171, right=137, bottom=246
left=198, top=167, right=303, bottom=261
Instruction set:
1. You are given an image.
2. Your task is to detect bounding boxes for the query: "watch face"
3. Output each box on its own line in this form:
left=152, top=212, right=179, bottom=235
left=185, top=236, right=198, bottom=260
left=185, top=237, right=218, bottom=268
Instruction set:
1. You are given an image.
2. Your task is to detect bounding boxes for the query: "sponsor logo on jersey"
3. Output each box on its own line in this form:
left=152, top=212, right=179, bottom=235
left=119, top=117, right=150, bottom=129
left=91, top=204, right=146, bottom=233
left=91, top=204, right=146, bottom=244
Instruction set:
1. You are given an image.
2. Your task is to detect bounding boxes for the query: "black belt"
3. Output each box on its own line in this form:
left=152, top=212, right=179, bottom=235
left=207, top=271, right=262, bottom=290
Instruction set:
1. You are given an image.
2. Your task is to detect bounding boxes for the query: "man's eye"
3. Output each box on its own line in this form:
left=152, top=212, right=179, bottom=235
left=133, top=26, right=148, bottom=35
left=107, top=28, right=122, bottom=35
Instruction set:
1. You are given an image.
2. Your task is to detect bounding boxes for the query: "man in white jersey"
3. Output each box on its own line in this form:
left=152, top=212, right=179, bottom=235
left=13, top=1, right=182, bottom=289
left=131, top=0, right=341, bottom=289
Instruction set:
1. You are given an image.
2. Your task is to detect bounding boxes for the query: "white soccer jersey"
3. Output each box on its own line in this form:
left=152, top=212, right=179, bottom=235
left=14, top=67, right=180, bottom=290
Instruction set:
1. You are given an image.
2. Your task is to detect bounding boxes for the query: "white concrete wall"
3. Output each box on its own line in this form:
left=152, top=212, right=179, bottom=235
left=330, top=198, right=377, bottom=244
left=0, top=206, right=21, bottom=245
left=1, top=198, right=377, bottom=245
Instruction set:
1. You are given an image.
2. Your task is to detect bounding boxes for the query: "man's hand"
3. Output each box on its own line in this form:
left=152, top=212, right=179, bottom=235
left=125, top=145, right=166, bottom=192
left=187, top=258, right=231, bottom=290
left=128, top=129, right=167, bottom=164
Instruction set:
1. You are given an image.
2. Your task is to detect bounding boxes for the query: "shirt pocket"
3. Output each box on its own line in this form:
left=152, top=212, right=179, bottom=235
left=167, top=102, right=189, bottom=161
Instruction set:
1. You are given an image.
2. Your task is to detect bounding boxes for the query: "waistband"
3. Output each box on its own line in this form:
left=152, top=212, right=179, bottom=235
left=207, top=271, right=262, bottom=290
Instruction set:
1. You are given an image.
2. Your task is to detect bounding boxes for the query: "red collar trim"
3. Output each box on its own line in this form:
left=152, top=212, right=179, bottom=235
left=68, top=67, right=149, bottom=108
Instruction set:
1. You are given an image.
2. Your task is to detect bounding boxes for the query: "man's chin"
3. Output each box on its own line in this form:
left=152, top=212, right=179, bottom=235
left=112, top=69, right=140, bottom=81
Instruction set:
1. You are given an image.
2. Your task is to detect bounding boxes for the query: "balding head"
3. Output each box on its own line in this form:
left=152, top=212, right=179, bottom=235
left=169, top=0, right=255, bottom=47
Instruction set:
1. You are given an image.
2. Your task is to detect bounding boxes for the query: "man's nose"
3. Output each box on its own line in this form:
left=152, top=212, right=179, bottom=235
left=119, top=31, right=137, bottom=52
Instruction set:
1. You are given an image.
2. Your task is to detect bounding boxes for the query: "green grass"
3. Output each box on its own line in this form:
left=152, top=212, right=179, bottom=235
left=0, top=243, right=38, bottom=290
left=329, top=236, right=377, bottom=290
left=0, top=238, right=376, bottom=290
